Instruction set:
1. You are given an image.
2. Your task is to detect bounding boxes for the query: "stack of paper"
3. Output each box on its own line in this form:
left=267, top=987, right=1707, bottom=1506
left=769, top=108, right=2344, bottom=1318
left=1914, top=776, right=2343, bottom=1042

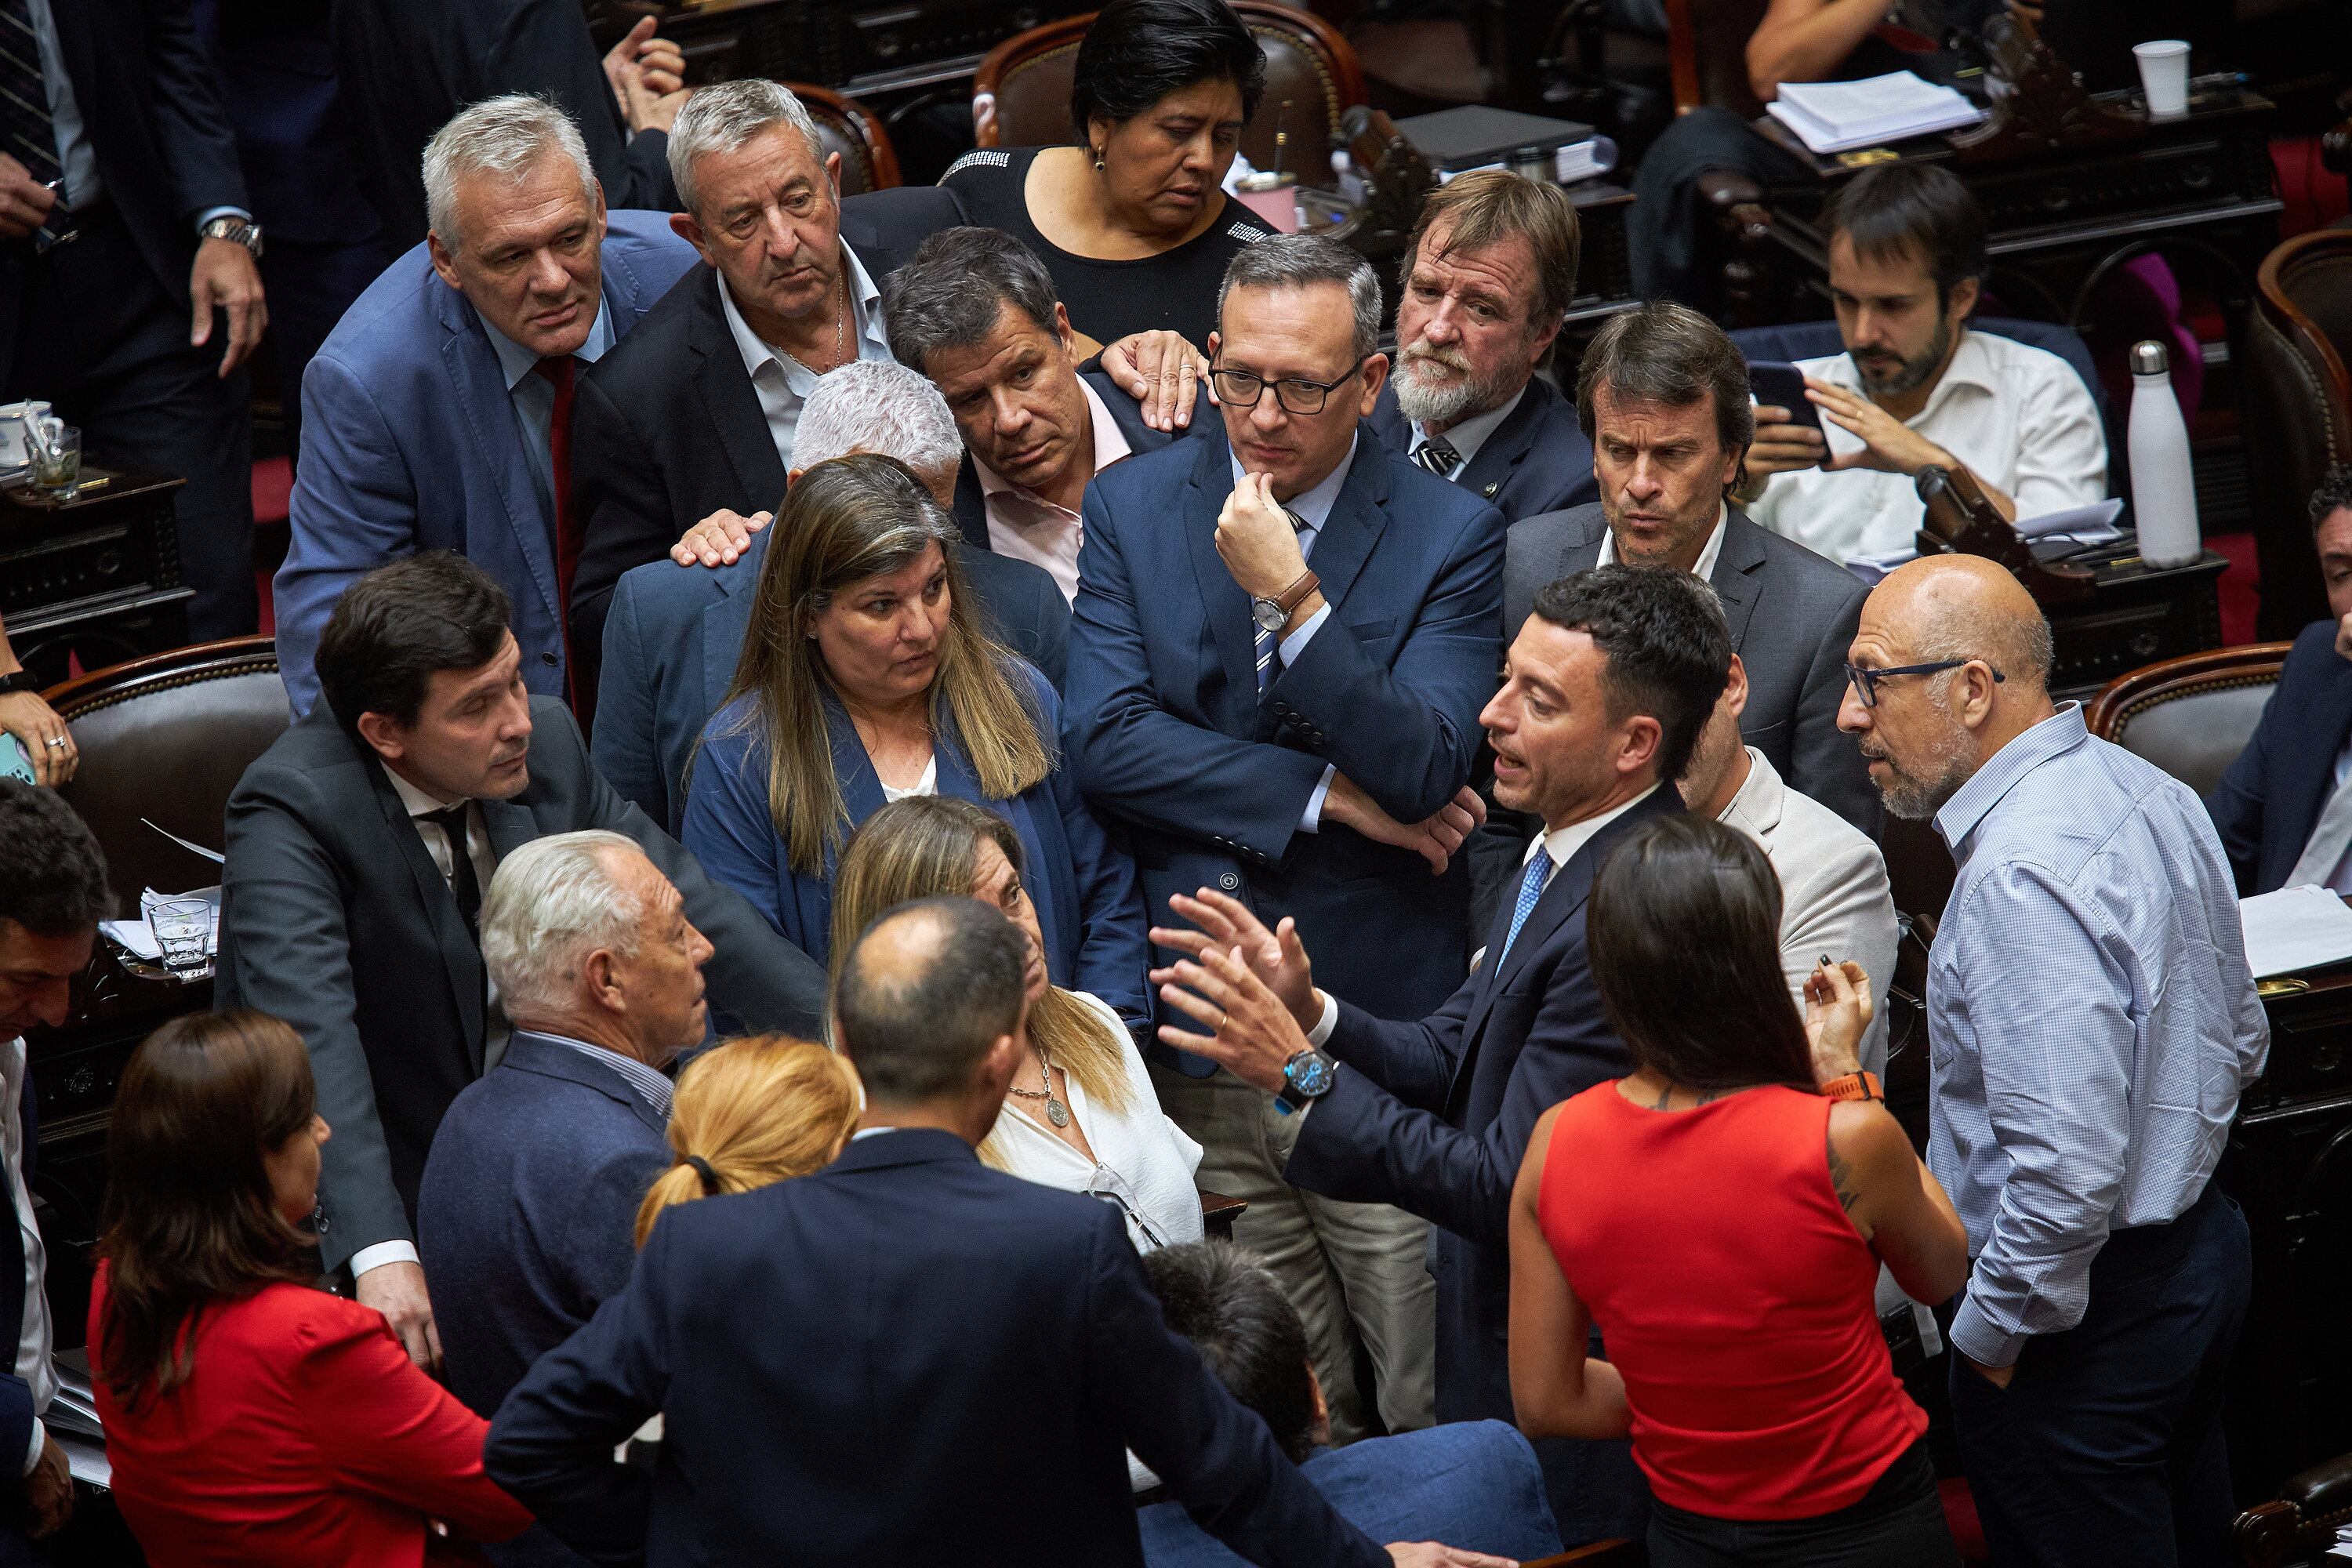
left=1554, top=136, right=1618, bottom=184
left=1844, top=499, right=2128, bottom=585
left=2238, top=884, right=2352, bottom=980
left=1766, top=72, right=1984, bottom=154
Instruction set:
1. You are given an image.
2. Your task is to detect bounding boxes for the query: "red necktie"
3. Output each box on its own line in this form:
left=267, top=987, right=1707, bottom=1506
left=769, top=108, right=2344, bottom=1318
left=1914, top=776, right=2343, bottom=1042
left=533, top=355, right=581, bottom=706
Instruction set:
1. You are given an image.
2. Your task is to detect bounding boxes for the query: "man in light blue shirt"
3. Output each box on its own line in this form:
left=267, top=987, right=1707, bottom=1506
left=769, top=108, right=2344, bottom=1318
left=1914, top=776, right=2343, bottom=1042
left=1838, top=554, right=2267, bottom=1568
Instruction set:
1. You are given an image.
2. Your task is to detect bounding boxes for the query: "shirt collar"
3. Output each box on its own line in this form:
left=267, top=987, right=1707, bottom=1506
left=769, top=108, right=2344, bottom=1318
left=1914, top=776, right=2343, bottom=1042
left=481, top=296, right=616, bottom=393
left=1229, top=434, right=1359, bottom=535
left=717, top=241, right=887, bottom=387
left=381, top=760, right=463, bottom=817
left=974, top=375, right=1133, bottom=504
left=1826, top=327, right=2000, bottom=426
left=1597, top=504, right=1729, bottom=580
left=1410, top=383, right=1526, bottom=471
left=1933, top=702, right=2089, bottom=856
left=511, top=1028, right=673, bottom=1120
left=1527, top=782, right=1663, bottom=872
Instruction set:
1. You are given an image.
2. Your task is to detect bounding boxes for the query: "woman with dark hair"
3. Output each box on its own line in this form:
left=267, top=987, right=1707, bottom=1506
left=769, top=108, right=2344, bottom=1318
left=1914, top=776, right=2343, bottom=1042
left=89, top=1011, right=531, bottom=1566
left=1508, top=815, right=1969, bottom=1568
left=681, top=453, right=1150, bottom=1034
left=829, top=795, right=1202, bottom=1250
left=944, top=0, right=1273, bottom=346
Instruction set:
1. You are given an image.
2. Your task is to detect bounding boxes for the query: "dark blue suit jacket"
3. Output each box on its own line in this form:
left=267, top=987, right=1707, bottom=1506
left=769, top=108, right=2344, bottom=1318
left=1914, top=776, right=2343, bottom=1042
left=1065, top=426, right=1507, bottom=1057
left=592, top=533, right=1069, bottom=834
left=485, top=1128, right=1388, bottom=1568
left=1286, top=782, right=1679, bottom=1536
left=682, top=668, right=1151, bottom=1034
left=1368, top=376, right=1597, bottom=521
left=417, top=1031, right=670, bottom=1568
left=2209, top=619, right=2352, bottom=893
left=276, top=211, right=699, bottom=717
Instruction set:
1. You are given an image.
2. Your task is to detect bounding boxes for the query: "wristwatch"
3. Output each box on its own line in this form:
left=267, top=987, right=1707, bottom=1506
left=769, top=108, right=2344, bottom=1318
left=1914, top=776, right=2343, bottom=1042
left=1250, top=568, right=1320, bottom=635
left=0, top=670, right=40, bottom=695
left=1272, top=1045, right=1337, bottom=1116
left=1821, top=1070, right=1883, bottom=1103
left=198, top=214, right=264, bottom=260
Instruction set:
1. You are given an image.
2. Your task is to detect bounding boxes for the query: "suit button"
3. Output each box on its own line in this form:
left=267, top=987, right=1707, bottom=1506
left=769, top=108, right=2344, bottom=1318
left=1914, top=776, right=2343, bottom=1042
left=541, top=651, right=559, bottom=666
left=1218, top=872, right=1242, bottom=891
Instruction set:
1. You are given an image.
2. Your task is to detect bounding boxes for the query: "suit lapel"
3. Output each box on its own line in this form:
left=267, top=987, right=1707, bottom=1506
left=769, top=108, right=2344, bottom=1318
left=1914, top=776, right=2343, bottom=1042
left=1183, top=436, right=1264, bottom=732
left=1302, top=433, right=1392, bottom=618
left=438, top=286, right=561, bottom=631
left=1457, top=384, right=1547, bottom=505
left=369, top=764, right=488, bottom=1060
left=1708, top=509, right=1770, bottom=652
left=702, top=536, right=768, bottom=719
left=685, top=271, right=790, bottom=514
left=2285, top=658, right=2352, bottom=854
left=953, top=458, right=992, bottom=549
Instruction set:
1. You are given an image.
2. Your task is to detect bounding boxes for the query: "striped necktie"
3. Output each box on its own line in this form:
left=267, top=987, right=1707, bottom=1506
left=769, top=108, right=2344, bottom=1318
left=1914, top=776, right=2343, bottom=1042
left=1414, top=434, right=1462, bottom=479
left=1254, top=506, right=1310, bottom=697
left=0, top=0, right=66, bottom=252
left=1497, top=848, right=1553, bottom=966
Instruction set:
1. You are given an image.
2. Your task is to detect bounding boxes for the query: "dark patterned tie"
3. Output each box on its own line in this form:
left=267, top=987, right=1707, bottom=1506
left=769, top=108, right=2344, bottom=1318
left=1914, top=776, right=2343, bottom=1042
left=1254, top=506, right=1311, bottom=698
left=1414, top=434, right=1463, bottom=479
left=533, top=355, right=583, bottom=705
left=423, top=805, right=482, bottom=938
left=0, top=0, right=66, bottom=251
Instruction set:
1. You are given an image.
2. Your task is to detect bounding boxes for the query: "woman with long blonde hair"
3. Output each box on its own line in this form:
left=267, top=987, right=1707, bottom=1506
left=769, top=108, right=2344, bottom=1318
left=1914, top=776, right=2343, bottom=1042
left=830, top=796, right=1203, bottom=1250
left=636, top=1036, right=866, bottom=1246
left=681, top=452, right=1152, bottom=1036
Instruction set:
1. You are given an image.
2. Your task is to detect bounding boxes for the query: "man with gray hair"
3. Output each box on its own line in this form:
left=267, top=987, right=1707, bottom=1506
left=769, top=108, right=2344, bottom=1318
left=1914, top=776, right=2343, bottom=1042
left=1065, top=233, right=1507, bottom=1450
left=591, top=358, right=1069, bottom=829
left=276, top=93, right=699, bottom=719
left=564, top=78, right=966, bottom=692
left=417, top=829, right=709, bottom=1567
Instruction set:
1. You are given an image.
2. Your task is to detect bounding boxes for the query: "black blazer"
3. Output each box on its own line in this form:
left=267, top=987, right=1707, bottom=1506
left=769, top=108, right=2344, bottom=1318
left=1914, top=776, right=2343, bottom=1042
left=486, top=1128, right=1389, bottom=1568
left=2209, top=618, right=2352, bottom=894
left=1368, top=375, right=1599, bottom=522
left=216, top=699, right=826, bottom=1273
left=1285, top=782, right=1679, bottom=1528
left=330, top=0, right=680, bottom=255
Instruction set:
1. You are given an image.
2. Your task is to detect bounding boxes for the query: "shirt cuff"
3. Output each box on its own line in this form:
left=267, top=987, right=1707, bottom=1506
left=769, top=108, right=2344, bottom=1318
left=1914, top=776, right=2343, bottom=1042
left=1946, top=1290, right=2024, bottom=1370
left=1276, top=601, right=1330, bottom=667
left=350, top=1240, right=420, bottom=1279
left=1299, top=765, right=1335, bottom=833
left=20, top=1420, right=39, bottom=1479
left=1305, top=990, right=1338, bottom=1048
left=193, top=205, right=253, bottom=235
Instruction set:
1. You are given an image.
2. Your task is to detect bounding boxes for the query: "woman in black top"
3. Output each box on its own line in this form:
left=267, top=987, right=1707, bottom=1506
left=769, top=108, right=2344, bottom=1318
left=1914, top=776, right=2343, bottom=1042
left=946, top=0, right=1274, bottom=348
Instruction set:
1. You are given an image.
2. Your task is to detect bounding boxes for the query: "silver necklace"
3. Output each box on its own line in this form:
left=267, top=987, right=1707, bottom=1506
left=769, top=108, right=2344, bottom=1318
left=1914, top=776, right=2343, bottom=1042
left=1008, top=1043, right=1071, bottom=1127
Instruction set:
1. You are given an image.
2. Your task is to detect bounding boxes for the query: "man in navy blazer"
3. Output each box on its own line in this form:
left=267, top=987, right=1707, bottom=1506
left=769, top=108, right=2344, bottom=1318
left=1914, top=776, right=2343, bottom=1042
left=2211, top=468, right=2352, bottom=893
left=592, top=361, right=1070, bottom=832
left=274, top=95, right=699, bottom=718
left=1368, top=172, right=1596, bottom=522
left=1066, top=238, right=1503, bottom=1444
left=488, top=897, right=1500, bottom=1568
left=1155, top=566, right=1736, bottom=1544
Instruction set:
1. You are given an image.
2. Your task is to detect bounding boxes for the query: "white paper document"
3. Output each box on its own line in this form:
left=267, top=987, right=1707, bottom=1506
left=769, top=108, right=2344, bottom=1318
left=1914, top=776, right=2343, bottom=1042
left=2239, top=884, right=2352, bottom=979
left=1766, top=72, right=1985, bottom=154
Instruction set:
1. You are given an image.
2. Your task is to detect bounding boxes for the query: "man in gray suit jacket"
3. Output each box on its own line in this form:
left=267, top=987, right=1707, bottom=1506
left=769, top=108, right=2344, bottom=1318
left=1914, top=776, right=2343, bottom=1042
left=219, top=554, right=823, bottom=1372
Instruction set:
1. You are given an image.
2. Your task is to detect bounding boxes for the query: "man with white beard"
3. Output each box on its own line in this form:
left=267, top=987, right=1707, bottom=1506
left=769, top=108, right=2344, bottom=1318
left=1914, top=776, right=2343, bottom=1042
left=1368, top=170, right=1597, bottom=522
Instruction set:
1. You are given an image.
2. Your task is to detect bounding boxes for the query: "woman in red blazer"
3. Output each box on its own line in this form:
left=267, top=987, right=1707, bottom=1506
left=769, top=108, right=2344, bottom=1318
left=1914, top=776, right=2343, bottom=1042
left=88, top=1011, right=532, bottom=1566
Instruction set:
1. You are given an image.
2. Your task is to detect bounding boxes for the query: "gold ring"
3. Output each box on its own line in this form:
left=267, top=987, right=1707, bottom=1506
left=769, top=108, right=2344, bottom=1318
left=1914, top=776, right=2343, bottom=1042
left=1218, top=1012, right=1229, bottom=1031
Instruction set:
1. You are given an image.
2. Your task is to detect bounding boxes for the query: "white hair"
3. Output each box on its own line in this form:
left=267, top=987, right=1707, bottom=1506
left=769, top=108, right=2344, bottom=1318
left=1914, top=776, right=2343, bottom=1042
left=480, top=830, right=647, bottom=1022
left=423, top=94, right=597, bottom=246
left=666, top=78, right=825, bottom=218
left=796, top=359, right=965, bottom=481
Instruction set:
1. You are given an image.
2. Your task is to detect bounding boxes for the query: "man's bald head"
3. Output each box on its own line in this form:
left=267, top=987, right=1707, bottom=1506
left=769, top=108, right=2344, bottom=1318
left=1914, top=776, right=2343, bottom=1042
left=1867, top=555, right=2053, bottom=694
left=832, top=896, right=1028, bottom=1105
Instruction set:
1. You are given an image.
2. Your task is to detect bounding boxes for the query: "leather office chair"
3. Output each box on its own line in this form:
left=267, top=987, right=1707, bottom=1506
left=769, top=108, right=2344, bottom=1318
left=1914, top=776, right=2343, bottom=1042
left=792, top=82, right=900, bottom=194
left=2084, top=643, right=2292, bottom=799
left=971, top=2, right=1369, bottom=180
left=41, top=637, right=290, bottom=913
left=1665, top=0, right=1769, bottom=118
left=2235, top=1452, right=2352, bottom=1566
left=2241, top=229, right=2352, bottom=640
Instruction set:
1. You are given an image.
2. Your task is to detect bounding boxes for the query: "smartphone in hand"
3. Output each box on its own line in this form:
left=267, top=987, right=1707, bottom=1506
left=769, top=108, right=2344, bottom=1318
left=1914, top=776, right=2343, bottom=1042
left=1748, top=361, right=1824, bottom=436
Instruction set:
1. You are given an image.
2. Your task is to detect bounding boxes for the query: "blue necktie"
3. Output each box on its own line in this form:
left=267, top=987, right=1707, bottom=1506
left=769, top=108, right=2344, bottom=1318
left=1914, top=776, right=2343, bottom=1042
left=1497, top=849, right=1553, bottom=966
left=1254, top=506, right=1312, bottom=697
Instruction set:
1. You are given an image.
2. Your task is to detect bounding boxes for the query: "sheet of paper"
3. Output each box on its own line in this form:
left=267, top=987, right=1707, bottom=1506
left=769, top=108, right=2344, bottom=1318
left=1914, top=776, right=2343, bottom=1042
left=1766, top=71, right=1984, bottom=153
left=2239, top=884, right=2352, bottom=979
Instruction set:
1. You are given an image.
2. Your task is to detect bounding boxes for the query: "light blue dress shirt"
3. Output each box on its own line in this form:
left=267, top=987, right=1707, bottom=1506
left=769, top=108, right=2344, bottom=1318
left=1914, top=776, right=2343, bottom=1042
left=1927, top=702, right=2269, bottom=1367
left=1229, top=437, right=1353, bottom=830
left=519, top=1029, right=674, bottom=1120
left=481, top=299, right=617, bottom=532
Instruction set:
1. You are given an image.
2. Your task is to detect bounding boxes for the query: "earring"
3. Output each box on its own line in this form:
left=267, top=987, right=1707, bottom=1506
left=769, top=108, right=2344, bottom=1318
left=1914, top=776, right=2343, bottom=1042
left=1091, top=148, right=1106, bottom=172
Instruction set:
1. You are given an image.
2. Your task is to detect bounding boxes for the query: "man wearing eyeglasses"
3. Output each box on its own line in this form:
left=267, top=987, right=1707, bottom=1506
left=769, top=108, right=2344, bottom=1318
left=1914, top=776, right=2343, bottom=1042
left=1065, top=234, right=1506, bottom=1452
left=1839, top=554, right=2267, bottom=1568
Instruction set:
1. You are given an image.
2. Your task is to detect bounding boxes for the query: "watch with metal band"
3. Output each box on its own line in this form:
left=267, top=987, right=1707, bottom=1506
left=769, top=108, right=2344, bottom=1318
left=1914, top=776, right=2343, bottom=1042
left=1250, top=568, right=1320, bottom=634
left=1272, top=1044, right=1337, bottom=1116
left=0, top=670, right=40, bottom=695
left=198, top=214, right=264, bottom=260
left=1821, top=1070, right=1883, bottom=1103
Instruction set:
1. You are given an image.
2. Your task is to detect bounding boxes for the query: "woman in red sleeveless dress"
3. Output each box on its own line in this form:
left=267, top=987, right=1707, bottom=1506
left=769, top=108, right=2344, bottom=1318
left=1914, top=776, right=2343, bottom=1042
left=1508, top=815, right=1970, bottom=1566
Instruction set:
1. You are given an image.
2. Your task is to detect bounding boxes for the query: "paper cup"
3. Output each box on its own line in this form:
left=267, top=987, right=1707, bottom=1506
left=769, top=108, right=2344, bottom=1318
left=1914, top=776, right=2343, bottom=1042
left=2133, top=40, right=2190, bottom=118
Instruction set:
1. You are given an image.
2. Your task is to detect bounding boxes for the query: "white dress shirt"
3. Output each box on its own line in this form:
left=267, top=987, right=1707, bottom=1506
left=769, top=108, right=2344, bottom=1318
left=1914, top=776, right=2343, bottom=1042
left=1746, top=329, right=2108, bottom=564
left=481, top=299, right=617, bottom=534
left=1229, top=439, right=1355, bottom=831
left=1595, top=504, right=1730, bottom=581
left=877, top=756, right=938, bottom=804
left=1404, top=383, right=1527, bottom=480
left=0, top=1039, right=49, bottom=1475
left=718, top=243, right=894, bottom=470
left=975, top=378, right=1134, bottom=604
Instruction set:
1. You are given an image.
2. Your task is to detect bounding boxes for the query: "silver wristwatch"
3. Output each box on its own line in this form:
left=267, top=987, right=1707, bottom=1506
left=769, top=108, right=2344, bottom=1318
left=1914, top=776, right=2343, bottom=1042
left=199, top=214, right=264, bottom=260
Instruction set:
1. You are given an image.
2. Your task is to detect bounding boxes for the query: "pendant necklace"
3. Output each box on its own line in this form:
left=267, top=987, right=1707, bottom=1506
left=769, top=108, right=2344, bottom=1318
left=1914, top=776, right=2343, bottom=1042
left=1011, top=1044, right=1072, bottom=1128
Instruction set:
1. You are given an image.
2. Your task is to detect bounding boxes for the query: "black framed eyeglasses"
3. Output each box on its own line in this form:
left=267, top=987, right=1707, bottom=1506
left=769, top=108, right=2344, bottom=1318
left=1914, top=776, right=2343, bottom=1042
left=1843, top=659, right=2003, bottom=708
left=1208, top=354, right=1372, bottom=416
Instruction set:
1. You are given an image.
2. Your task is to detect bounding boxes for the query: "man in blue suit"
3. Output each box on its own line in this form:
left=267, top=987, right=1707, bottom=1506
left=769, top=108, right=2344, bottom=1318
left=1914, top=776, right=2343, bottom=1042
left=1153, top=565, right=1734, bottom=1544
left=419, top=830, right=707, bottom=1568
left=487, top=896, right=1503, bottom=1568
left=1066, top=235, right=1504, bottom=1446
left=1369, top=170, right=1595, bottom=523
left=2212, top=466, right=2352, bottom=894
left=592, top=361, right=1071, bottom=833
left=275, top=93, right=699, bottom=717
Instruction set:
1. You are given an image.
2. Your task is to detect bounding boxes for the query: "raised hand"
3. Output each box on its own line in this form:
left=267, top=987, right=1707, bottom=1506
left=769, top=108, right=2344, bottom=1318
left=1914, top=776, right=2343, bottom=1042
left=1802, top=957, right=1874, bottom=1083
left=1149, top=886, right=1319, bottom=1028
left=1099, top=329, right=1210, bottom=432
left=1155, top=939, right=1310, bottom=1094
left=670, top=507, right=771, bottom=568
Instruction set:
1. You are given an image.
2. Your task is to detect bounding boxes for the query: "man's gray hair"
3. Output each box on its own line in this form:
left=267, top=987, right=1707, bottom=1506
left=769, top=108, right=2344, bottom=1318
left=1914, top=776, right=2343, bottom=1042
left=796, top=359, right=966, bottom=481
left=667, top=78, right=825, bottom=218
left=1217, top=236, right=1382, bottom=362
left=423, top=94, right=596, bottom=246
left=480, top=829, right=647, bottom=1021
left=882, top=227, right=1062, bottom=375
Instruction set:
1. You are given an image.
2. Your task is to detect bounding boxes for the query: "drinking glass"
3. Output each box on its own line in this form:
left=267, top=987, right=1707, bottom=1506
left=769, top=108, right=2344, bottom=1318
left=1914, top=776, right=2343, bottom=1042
left=151, top=898, right=214, bottom=975
left=30, top=426, right=79, bottom=491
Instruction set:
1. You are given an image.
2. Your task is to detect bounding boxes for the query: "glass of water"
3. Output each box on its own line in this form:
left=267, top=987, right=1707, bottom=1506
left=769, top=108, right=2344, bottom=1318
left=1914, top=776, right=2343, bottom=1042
left=30, top=426, right=78, bottom=492
left=150, top=898, right=213, bottom=975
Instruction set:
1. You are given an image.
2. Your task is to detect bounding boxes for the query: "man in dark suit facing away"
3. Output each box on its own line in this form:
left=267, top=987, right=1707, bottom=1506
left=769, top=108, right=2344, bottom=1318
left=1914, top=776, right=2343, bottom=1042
left=1154, top=565, right=1734, bottom=1544
left=487, top=895, right=1508, bottom=1568
left=218, top=554, right=824, bottom=1379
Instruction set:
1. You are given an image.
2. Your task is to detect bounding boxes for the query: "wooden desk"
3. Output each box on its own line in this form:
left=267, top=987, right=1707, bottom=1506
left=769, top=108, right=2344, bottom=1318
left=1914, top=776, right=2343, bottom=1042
left=0, top=469, right=193, bottom=686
